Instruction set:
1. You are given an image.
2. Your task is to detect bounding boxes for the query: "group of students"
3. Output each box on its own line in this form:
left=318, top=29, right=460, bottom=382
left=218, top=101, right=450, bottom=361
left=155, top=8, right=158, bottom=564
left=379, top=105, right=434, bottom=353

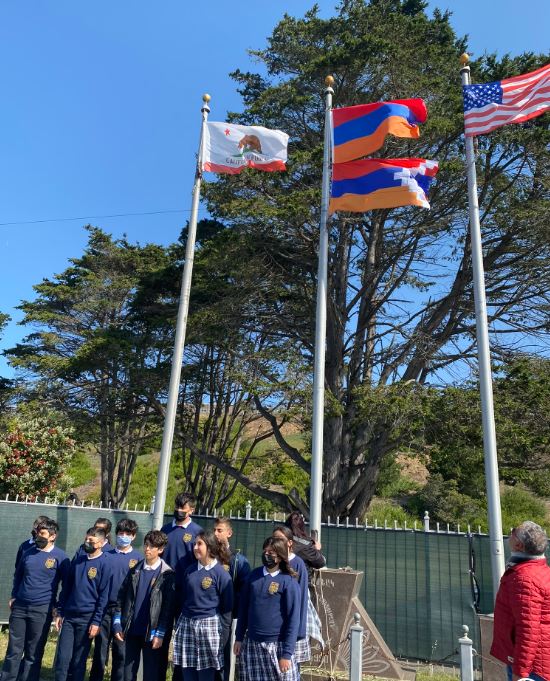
left=2, top=492, right=326, bottom=681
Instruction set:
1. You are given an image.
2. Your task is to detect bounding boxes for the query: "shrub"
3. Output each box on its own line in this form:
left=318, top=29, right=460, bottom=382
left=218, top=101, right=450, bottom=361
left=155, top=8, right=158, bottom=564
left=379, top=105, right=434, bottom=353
left=408, top=476, right=550, bottom=533
left=500, top=485, right=549, bottom=532
left=407, top=474, right=487, bottom=529
left=0, top=414, right=75, bottom=497
left=365, top=498, right=419, bottom=527
left=68, top=449, right=97, bottom=488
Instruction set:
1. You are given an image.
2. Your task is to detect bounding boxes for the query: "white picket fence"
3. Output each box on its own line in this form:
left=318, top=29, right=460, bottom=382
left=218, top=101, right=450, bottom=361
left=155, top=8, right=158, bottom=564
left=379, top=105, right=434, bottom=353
left=0, top=493, right=492, bottom=535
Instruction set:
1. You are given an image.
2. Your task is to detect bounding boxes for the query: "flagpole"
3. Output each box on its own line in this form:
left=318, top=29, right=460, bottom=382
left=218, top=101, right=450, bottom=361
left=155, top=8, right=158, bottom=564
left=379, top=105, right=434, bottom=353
left=310, top=75, right=334, bottom=541
left=460, top=54, right=505, bottom=599
left=152, top=94, right=211, bottom=530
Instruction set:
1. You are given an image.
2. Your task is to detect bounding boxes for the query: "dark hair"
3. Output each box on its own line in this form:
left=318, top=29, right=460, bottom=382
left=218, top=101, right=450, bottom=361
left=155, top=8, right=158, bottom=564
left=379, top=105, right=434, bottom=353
left=36, top=519, right=59, bottom=536
left=94, top=517, right=112, bottom=533
left=273, top=525, right=293, bottom=543
left=285, top=511, right=308, bottom=539
left=214, top=517, right=232, bottom=530
left=33, top=515, right=50, bottom=530
left=144, top=530, right=168, bottom=550
left=116, top=519, right=138, bottom=535
left=174, top=492, right=197, bottom=509
left=86, top=527, right=107, bottom=540
left=196, top=529, right=231, bottom=566
left=263, top=536, right=297, bottom=578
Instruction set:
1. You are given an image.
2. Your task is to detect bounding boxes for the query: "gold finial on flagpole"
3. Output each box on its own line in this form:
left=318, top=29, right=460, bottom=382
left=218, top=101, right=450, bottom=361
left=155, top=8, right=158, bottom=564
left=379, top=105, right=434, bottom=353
left=325, top=75, right=335, bottom=87
left=202, top=93, right=211, bottom=113
left=459, top=53, right=470, bottom=66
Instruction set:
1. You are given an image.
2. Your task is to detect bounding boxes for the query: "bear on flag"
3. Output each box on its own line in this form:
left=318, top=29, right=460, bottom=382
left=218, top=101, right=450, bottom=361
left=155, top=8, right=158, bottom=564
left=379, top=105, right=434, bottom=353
left=201, top=122, right=289, bottom=174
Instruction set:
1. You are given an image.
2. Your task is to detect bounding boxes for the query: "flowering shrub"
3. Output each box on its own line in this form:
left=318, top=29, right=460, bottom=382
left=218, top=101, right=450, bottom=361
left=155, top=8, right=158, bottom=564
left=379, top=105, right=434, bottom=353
left=0, top=415, right=75, bottom=498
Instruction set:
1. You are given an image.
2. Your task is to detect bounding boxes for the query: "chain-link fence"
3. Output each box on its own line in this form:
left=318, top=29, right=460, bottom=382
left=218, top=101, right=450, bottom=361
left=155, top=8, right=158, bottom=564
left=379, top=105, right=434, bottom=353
left=0, top=499, right=505, bottom=662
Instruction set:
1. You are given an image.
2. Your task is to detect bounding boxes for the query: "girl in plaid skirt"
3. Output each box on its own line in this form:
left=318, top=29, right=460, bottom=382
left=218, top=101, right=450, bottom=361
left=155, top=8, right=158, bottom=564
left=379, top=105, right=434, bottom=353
left=173, top=530, right=233, bottom=681
left=273, top=526, right=310, bottom=664
left=235, top=537, right=301, bottom=681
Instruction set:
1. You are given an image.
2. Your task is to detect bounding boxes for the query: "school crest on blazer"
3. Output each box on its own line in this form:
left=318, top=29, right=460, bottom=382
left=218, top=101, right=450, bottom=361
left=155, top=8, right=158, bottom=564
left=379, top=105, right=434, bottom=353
left=201, top=576, right=213, bottom=590
left=268, top=581, right=279, bottom=594
left=88, top=566, right=97, bottom=579
left=183, top=533, right=193, bottom=543
left=45, top=558, right=56, bottom=569
left=129, top=559, right=138, bottom=568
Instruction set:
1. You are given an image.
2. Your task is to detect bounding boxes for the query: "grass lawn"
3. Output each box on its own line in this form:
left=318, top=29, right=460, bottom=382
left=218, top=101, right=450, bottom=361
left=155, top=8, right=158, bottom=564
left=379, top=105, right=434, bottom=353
left=0, top=628, right=460, bottom=681
left=0, top=630, right=57, bottom=681
left=0, top=629, right=176, bottom=681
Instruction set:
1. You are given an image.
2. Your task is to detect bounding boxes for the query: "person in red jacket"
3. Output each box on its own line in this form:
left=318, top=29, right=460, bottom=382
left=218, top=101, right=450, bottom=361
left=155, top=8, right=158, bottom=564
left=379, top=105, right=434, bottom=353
left=491, top=521, right=550, bottom=681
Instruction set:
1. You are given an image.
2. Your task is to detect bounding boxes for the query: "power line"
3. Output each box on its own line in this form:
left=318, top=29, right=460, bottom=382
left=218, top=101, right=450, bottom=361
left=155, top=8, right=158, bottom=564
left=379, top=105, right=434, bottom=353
left=0, top=208, right=206, bottom=227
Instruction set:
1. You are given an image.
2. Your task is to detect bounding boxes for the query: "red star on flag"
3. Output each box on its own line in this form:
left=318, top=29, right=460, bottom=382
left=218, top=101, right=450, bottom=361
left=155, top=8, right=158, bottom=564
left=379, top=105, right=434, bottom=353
left=224, top=128, right=230, bottom=136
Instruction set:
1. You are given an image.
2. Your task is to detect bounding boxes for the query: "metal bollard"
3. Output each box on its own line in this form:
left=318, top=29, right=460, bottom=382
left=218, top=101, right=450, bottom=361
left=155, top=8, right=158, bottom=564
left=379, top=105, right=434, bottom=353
left=459, top=625, right=474, bottom=681
left=349, top=612, right=363, bottom=681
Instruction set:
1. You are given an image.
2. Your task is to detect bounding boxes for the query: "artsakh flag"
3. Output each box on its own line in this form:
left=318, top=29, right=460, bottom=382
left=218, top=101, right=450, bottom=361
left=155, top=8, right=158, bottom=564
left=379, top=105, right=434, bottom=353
left=331, top=99, right=427, bottom=163
left=463, top=63, right=550, bottom=136
left=201, top=122, right=289, bottom=174
left=329, top=158, right=438, bottom=213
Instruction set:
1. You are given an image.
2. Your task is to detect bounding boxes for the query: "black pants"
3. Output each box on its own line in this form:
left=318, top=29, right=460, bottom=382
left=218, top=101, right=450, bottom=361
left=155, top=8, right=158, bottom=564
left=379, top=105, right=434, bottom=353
left=1, top=602, right=51, bottom=681
left=89, top=605, right=125, bottom=681
left=54, top=613, right=95, bottom=681
left=124, top=633, right=170, bottom=681
left=180, top=668, right=216, bottom=681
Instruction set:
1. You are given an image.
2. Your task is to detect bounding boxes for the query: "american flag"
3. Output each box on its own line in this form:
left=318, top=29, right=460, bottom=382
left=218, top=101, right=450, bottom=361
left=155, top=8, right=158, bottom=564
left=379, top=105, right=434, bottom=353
left=462, top=63, right=550, bottom=136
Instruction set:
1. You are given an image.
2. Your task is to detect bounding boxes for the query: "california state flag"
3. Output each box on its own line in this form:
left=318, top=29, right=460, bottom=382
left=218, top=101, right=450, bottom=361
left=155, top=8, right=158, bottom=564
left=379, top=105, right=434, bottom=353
left=201, top=122, right=289, bottom=174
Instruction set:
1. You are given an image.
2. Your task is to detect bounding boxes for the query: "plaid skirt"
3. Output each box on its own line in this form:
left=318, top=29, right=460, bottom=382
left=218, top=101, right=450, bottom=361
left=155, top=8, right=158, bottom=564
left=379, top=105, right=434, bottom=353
left=240, top=637, right=300, bottom=681
left=294, top=636, right=311, bottom=663
left=306, top=595, right=324, bottom=646
left=173, top=614, right=223, bottom=670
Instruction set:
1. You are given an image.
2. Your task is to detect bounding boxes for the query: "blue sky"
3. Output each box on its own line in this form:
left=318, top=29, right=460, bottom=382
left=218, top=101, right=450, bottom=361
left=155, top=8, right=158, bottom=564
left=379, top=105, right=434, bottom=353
left=1, top=1, right=548, bottom=378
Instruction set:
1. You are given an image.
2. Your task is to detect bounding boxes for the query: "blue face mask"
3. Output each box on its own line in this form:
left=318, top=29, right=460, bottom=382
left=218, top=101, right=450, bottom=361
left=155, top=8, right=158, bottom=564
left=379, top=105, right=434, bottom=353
left=116, top=534, right=132, bottom=548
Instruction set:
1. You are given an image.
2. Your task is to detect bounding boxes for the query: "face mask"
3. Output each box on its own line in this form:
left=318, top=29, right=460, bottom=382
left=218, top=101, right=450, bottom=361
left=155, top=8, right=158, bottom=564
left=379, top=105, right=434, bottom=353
left=261, top=552, right=278, bottom=569
left=35, top=536, right=49, bottom=550
left=116, top=534, right=132, bottom=548
left=174, top=510, right=188, bottom=522
left=83, top=542, right=96, bottom=554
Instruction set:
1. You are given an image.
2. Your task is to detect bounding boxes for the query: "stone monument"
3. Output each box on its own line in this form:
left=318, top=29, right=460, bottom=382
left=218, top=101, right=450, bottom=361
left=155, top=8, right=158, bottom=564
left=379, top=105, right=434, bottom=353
left=302, top=568, right=416, bottom=681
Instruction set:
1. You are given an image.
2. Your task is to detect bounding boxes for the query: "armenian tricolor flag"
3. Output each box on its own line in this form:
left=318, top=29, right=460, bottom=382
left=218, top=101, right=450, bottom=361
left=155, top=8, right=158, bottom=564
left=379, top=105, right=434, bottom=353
left=331, top=99, right=428, bottom=163
left=329, top=158, right=438, bottom=213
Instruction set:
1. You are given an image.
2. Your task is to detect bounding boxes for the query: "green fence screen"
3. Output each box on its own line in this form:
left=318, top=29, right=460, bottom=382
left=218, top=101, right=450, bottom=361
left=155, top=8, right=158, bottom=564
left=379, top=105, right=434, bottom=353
left=0, top=500, right=499, bottom=662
